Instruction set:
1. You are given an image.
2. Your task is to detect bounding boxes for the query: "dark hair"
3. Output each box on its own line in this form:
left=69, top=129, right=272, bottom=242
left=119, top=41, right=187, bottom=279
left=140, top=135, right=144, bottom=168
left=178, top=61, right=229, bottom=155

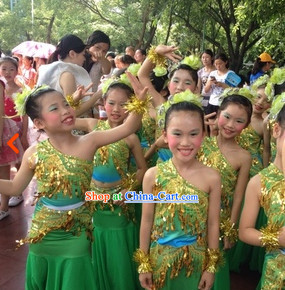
left=87, top=30, right=110, bottom=48
left=119, top=54, right=136, bottom=65
left=165, top=101, right=205, bottom=131
left=150, top=71, right=168, bottom=92
left=106, top=51, right=116, bottom=59
left=218, top=94, right=253, bottom=126
left=201, top=49, right=214, bottom=64
left=276, top=104, right=285, bottom=128
left=251, top=57, right=268, bottom=75
left=25, top=86, right=56, bottom=121
left=0, top=56, right=18, bottom=70
left=104, top=82, right=134, bottom=99
left=136, top=49, right=146, bottom=56
left=48, top=34, right=86, bottom=63
left=214, top=52, right=230, bottom=68
left=169, top=64, right=198, bottom=86
left=274, top=82, right=285, bottom=96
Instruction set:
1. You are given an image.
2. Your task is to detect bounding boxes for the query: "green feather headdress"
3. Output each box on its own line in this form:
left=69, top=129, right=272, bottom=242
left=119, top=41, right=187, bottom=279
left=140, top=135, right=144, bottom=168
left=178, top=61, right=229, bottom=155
left=157, top=90, right=202, bottom=129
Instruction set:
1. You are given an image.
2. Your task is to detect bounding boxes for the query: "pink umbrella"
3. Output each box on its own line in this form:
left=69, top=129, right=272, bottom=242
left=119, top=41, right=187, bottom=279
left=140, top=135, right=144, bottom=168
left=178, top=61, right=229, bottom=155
left=12, top=41, right=56, bottom=59
left=33, top=42, right=56, bottom=59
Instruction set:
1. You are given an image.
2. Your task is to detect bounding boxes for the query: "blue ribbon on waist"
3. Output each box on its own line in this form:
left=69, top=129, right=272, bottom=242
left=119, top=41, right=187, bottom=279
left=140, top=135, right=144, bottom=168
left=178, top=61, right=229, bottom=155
left=157, top=233, right=197, bottom=248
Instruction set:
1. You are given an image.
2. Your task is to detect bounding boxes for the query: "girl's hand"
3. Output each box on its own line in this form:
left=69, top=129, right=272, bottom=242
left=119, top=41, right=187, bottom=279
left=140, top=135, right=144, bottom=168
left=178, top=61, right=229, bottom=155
left=223, top=237, right=235, bottom=250
left=113, top=189, right=127, bottom=206
left=72, top=83, right=94, bottom=103
left=155, top=45, right=182, bottom=62
left=87, top=50, right=104, bottom=62
left=198, top=271, right=215, bottom=290
left=278, top=226, right=285, bottom=247
left=155, top=135, right=168, bottom=149
left=126, top=72, right=148, bottom=101
left=139, top=272, right=153, bottom=290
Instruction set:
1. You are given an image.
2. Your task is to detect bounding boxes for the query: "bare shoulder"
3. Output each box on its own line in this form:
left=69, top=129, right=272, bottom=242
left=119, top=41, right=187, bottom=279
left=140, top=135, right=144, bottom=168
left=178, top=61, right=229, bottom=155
left=143, top=166, right=157, bottom=183
left=238, top=147, right=251, bottom=164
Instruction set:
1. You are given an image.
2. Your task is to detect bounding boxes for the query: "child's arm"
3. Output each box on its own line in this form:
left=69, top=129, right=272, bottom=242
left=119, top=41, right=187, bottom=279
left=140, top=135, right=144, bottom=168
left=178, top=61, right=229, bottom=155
left=74, top=118, right=98, bottom=133
left=138, top=45, right=181, bottom=108
left=138, top=167, right=156, bottom=290
left=239, top=175, right=263, bottom=246
left=263, top=116, right=271, bottom=167
left=20, top=114, right=29, bottom=150
left=198, top=169, right=221, bottom=290
left=224, top=150, right=251, bottom=249
left=126, top=134, right=148, bottom=183
left=0, top=146, right=35, bottom=195
left=138, top=58, right=166, bottom=108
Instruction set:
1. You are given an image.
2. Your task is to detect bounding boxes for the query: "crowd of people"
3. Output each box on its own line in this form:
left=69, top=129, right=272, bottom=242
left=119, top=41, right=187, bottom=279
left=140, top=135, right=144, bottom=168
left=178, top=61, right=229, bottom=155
left=0, top=31, right=284, bottom=290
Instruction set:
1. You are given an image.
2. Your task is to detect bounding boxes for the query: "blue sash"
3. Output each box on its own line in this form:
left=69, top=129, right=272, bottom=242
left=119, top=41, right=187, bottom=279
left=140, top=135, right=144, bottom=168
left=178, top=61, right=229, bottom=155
left=157, top=233, right=197, bottom=248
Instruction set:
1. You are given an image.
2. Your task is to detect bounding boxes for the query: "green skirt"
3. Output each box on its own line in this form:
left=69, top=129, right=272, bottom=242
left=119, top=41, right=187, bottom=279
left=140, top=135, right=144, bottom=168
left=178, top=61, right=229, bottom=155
left=211, top=244, right=230, bottom=290
left=92, top=206, right=141, bottom=290
left=26, top=230, right=95, bottom=290
left=160, top=267, right=202, bottom=290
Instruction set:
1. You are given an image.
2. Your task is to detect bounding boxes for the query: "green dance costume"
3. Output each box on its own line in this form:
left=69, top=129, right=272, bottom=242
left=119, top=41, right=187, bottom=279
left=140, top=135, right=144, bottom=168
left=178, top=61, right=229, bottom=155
left=237, top=125, right=263, bottom=178
left=91, top=120, right=141, bottom=290
left=23, top=140, right=95, bottom=290
left=150, top=159, right=209, bottom=289
left=258, top=164, right=285, bottom=289
left=198, top=137, right=238, bottom=290
left=233, top=125, right=266, bottom=273
left=136, top=112, right=158, bottom=167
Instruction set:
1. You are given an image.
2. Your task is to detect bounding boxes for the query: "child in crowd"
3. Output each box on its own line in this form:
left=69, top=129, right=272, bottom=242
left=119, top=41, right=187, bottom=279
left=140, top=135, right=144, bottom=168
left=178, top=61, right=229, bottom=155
left=136, top=91, right=222, bottom=290
left=0, top=76, right=24, bottom=220
left=197, top=89, right=253, bottom=289
left=0, top=73, right=148, bottom=289
left=239, top=92, right=285, bottom=289
left=75, top=76, right=147, bottom=290
left=0, top=56, right=28, bottom=208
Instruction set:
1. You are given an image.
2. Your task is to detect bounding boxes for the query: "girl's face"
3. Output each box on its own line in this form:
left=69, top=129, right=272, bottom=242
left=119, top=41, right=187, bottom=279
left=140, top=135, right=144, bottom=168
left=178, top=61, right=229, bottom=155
left=164, top=110, right=204, bottom=162
left=168, top=69, right=196, bottom=95
left=253, top=88, right=271, bottom=115
left=88, top=42, right=109, bottom=62
left=201, top=53, right=213, bottom=67
left=214, top=59, right=227, bottom=72
left=217, top=103, right=249, bottom=138
left=36, top=92, right=75, bottom=132
left=0, top=61, right=18, bottom=82
left=72, top=50, right=86, bottom=67
left=23, top=57, right=32, bottom=68
left=104, top=88, right=129, bottom=126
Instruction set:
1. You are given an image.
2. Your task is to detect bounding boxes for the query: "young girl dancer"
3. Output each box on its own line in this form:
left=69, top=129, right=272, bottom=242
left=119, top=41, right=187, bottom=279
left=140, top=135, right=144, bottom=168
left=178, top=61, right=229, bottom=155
left=0, top=56, right=28, bottom=208
left=75, top=78, right=147, bottom=290
left=138, top=45, right=201, bottom=162
left=0, top=77, right=24, bottom=220
left=197, top=89, right=253, bottom=289
left=239, top=93, right=285, bottom=289
left=136, top=91, right=222, bottom=290
left=0, top=73, right=148, bottom=289
left=230, top=77, right=274, bottom=273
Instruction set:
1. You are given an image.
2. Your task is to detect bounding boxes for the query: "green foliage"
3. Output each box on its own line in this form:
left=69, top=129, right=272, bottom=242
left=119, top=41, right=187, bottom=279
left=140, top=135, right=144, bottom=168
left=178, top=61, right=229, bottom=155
left=0, top=0, right=284, bottom=70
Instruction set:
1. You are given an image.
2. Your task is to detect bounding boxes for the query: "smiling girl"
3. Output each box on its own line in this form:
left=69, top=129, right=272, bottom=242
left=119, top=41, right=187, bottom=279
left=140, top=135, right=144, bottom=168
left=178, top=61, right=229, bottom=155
left=198, top=89, right=253, bottom=290
left=0, top=73, right=148, bottom=289
left=136, top=91, right=222, bottom=290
